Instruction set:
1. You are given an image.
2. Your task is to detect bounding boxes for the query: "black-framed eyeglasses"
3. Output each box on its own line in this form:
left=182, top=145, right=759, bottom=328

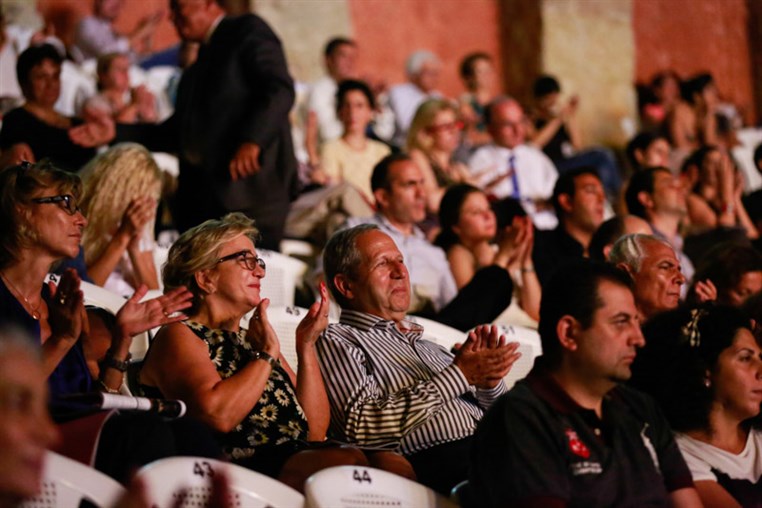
left=216, top=250, right=266, bottom=271
left=30, top=194, right=81, bottom=216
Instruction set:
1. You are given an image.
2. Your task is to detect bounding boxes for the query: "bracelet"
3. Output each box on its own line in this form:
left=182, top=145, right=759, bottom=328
left=98, top=379, right=121, bottom=394
left=100, top=351, right=132, bottom=373
left=253, top=350, right=278, bottom=367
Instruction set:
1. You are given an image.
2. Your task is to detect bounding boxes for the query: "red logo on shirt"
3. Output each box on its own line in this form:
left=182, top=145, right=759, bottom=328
left=565, top=428, right=590, bottom=459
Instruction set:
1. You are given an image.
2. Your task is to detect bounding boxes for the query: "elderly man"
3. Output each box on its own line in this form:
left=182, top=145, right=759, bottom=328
left=532, top=167, right=606, bottom=285
left=469, top=97, right=558, bottom=229
left=609, top=234, right=687, bottom=321
left=387, top=50, right=442, bottom=147
left=346, top=153, right=514, bottom=330
left=317, top=224, right=521, bottom=494
left=470, top=260, right=700, bottom=507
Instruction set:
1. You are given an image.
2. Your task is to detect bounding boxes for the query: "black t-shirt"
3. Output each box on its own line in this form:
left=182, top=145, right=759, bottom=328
left=470, top=363, right=693, bottom=508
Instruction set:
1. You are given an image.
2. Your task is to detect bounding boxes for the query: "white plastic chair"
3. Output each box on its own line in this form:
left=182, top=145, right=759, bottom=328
left=258, top=249, right=309, bottom=307
left=305, top=466, right=457, bottom=508
left=407, top=315, right=467, bottom=351
left=136, top=456, right=305, bottom=508
left=20, top=451, right=126, bottom=508
left=497, top=324, right=542, bottom=389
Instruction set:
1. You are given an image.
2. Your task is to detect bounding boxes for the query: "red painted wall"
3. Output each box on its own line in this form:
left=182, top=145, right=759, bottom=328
left=348, top=0, right=504, bottom=99
left=633, top=0, right=756, bottom=124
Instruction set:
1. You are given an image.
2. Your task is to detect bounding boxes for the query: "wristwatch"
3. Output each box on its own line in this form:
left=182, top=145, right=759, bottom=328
left=253, top=350, right=278, bottom=367
left=101, top=351, right=132, bottom=373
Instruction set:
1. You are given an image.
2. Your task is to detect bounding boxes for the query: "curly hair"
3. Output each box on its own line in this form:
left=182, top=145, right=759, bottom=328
left=163, top=213, right=259, bottom=315
left=0, top=161, right=82, bottom=269
left=79, top=143, right=162, bottom=267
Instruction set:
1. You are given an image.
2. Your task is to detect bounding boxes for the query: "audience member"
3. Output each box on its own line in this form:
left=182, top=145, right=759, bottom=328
left=640, top=70, right=682, bottom=134
left=742, top=142, right=762, bottom=232
left=668, top=72, right=720, bottom=152
left=470, top=259, right=699, bottom=507
left=80, top=143, right=162, bottom=296
left=346, top=154, right=515, bottom=330
left=588, top=214, right=653, bottom=261
left=532, top=167, right=606, bottom=285
left=610, top=234, right=690, bottom=320
left=690, top=243, right=762, bottom=307
left=436, top=184, right=540, bottom=322
left=529, top=75, right=622, bottom=197
left=457, top=52, right=498, bottom=147
left=83, top=52, right=158, bottom=123
left=318, top=224, right=521, bottom=494
left=139, top=213, right=412, bottom=490
left=312, top=79, right=390, bottom=200
left=0, top=161, right=196, bottom=482
left=625, top=131, right=671, bottom=173
left=0, top=328, right=59, bottom=508
left=468, top=97, right=558, bottom=229
left=682, top=146, right=758, bottom=238
left=306, top=37, right=358, bottom=148
left=387, top=50, right=442, bottom=147
left=625, top=166, right=695, bottom=283
left=73, top=0, right=298, bottom=248
left=407, top=98, right=472, bottom=214
left=72, top=0, right=163, bottom=63
left=0, top=44, right=97, bottom=172
left=631, top=306, right=762, bottom=508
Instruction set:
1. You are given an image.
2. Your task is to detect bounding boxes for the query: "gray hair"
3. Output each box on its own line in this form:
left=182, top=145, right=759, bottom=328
left=609, top=234, right=672, bottom=272
left=405, top=50, right=440, bottom=78
left=323, top=224, right=379, bottom=308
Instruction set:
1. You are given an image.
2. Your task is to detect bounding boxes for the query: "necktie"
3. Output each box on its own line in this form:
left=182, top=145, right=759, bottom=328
left=508, top=154, right=520, bottom=199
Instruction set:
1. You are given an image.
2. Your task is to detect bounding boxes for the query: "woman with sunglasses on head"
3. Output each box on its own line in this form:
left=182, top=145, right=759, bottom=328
left=407, top=98, right=473, bottom=215
left=138, top=213, right=413, bottom=491
left=631, top=306, right=762, bottom=508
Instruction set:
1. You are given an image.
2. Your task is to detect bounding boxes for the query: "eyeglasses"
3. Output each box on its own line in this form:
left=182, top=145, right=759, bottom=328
left=427, top=121, right=463, bottom=134
left=30, top=194, right=81, bottom=216
left=216, top=250, right=266, bottom=271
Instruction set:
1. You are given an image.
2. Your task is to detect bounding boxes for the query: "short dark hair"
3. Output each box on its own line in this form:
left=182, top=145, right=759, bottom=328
left=370, top=153, right=412, bottom=193
left=16, top=43, right=63, bottom=94
left=324, top=37, right=355, bottom=58
left=459, top=52, right=491, bottom=80
left=683, top=72, right=714, bottom=104
left=538, top=259, right=633, bottom=368
left=335, top=79, right=375, bottom=113
left=588, top=216, right=627, bottom=262
left=624, top=167, right=669, bottom=218
left=323, top=224, right=380, bottom=308
left=435, top=184, right=483, bottom=251
left=551, top=167, right=600, bottom=217
left=625, top=132, right=667, bottom=171
left=631, top=306, right=754, bottom=432
left=533, top=75, right=561, bottom=98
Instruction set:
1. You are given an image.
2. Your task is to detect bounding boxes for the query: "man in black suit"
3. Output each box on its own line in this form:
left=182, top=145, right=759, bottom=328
left=73, top=0, right=297, bottom=249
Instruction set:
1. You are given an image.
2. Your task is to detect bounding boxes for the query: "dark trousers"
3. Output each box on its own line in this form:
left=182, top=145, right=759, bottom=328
left=405, top=437, right=473, bottom=495
left=434, top=265, right=513, bottom=332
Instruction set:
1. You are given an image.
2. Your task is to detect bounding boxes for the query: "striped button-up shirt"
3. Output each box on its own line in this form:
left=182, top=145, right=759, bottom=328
left=316, top=309, right=506, bottom=455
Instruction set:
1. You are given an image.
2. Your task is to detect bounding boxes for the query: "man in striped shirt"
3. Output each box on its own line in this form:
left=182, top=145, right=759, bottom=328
left=317, top=224, right=521, bottom=494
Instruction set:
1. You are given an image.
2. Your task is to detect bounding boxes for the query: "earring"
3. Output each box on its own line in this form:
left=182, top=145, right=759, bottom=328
left=704, top=378, right=711, bottom=388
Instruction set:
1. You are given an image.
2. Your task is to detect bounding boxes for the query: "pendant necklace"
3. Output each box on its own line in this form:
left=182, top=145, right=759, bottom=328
left=0, top=272, right=42, bottom=320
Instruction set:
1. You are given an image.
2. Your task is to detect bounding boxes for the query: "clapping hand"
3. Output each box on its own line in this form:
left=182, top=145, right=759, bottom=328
left=454, top=324, right=521, bottom=389
left=229, top=142, right=261, bottom=181
left=48, top=268, right=87, bottom=343
left=69, top=110, right=116, bottom=148
left=246, top=298, right=281, bottom=358
left=296, top=282, right=330, bottom=353
left=114, top=285, right=192, bottom=339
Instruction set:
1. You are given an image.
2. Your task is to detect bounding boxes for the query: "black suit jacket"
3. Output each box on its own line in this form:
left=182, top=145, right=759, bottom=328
left=118, top=14, right=297, bottom=243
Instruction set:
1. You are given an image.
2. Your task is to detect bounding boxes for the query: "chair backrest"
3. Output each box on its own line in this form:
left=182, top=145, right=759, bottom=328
left=257, top=249, right=309, bottom=307
left=497, top=324, right=542, bottom=389
left=20, top=451, right=126, bottom=508
left=305, top=466, right=458, bottom=508
left=407, top=316, right=467, bottom=351
left=136, top=456, right=305, bottom=508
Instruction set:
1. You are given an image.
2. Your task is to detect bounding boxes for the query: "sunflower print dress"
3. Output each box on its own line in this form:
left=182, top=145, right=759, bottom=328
left=185, top=321, right=309, bottom=461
